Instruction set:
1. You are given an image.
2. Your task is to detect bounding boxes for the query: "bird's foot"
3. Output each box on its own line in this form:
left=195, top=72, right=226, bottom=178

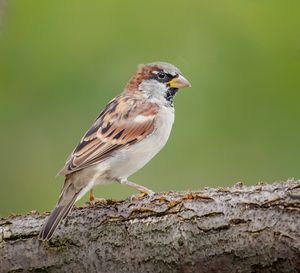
left=89, top=190, right=107, bottom=207
left=129, top=189, right=155, bottom=203
left=89, top=197, right=107, bottom=207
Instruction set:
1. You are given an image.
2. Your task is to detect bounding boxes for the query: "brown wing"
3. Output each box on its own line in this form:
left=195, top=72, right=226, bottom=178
left=58, top=95, right=159, bottom=176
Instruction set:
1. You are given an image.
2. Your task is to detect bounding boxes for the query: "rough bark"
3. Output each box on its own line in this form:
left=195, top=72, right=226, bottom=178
left=0, top=180, right=300, bottom=273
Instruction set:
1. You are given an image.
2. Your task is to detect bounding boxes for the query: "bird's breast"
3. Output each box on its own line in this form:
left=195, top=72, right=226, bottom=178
left=106, top=106, right=175, bottom=179
left=153, top=105, right=175, bottom=147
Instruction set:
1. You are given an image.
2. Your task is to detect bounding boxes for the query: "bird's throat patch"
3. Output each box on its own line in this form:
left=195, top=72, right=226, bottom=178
left=165, top=88, right=178, bottom=106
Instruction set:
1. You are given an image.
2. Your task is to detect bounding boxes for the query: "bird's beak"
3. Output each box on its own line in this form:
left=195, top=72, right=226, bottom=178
left=168, top=74, right=192, bottom=89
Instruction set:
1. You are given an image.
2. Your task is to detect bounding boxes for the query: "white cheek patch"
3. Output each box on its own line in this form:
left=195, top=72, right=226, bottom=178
left=139, top=79, right=167, bottom=92
left=139, top=79, right=168, bottom=104
left=133, top=115, right=154, bottom=123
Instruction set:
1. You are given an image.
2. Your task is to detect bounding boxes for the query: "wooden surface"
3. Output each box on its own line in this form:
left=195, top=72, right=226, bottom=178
left=0, top=180, right=300, bottom=273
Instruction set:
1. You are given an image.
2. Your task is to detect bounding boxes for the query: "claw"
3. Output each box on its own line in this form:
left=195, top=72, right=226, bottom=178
left=89, top=190, right=107, bottom=207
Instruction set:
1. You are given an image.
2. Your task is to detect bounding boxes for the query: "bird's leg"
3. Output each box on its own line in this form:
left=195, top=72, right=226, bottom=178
left=89, top=189, right=107, bottom=206
left=119, top=178, right=154, bottom=195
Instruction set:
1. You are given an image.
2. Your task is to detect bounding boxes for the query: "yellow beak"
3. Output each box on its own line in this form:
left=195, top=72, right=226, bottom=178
left=168, top=74, right=192, bottom=89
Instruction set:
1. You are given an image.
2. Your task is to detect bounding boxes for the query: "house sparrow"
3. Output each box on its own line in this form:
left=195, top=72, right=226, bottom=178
left=38, top=61, right=191, bottom=240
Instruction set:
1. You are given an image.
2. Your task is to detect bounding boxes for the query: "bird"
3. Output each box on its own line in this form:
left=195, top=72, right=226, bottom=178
left=38, top=61, right=191, bottom=240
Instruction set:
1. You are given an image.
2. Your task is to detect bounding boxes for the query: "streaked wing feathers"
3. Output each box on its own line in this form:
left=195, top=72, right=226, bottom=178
left=58, top=95, right=159, bottom=176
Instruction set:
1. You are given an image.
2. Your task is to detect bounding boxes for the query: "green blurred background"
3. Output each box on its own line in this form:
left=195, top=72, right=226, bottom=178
left=0, top=0, right=299, bottom=217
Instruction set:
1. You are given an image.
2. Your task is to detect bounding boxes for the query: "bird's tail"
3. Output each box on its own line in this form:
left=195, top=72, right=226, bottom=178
left=38, top=182, right=79, bottom=241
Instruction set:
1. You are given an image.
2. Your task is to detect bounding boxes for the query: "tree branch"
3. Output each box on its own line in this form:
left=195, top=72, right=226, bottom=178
left=1, top=180, right=300, bottom=273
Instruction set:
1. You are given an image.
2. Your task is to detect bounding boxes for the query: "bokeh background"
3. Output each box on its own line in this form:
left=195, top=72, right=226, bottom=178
left=1, top=0, right=299, bottom=217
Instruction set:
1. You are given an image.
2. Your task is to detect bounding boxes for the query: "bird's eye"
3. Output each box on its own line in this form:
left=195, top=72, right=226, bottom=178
left=157, top=72, right=166, bottom=80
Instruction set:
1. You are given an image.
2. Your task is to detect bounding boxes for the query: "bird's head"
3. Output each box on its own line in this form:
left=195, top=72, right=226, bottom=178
left=125, top=62, right=191, bottom=105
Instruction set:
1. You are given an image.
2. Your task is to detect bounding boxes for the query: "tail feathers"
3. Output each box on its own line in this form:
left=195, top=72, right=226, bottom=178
left=38, top=195, right=77, bottom=241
